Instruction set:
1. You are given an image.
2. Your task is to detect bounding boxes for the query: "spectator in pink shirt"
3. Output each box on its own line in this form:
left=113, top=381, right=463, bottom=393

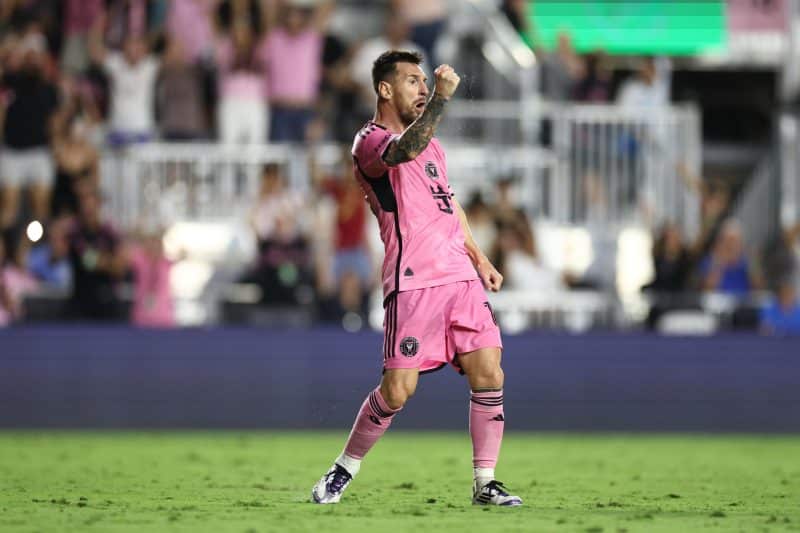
left=0, top=233, right=38, bottom=326
left=215, top=24, right=268, bottom=144
left=259, top=0, right=331, bottom=142
left=166, top=0, right=215, bottom=64
left=128, top=229, right=176, bottom=328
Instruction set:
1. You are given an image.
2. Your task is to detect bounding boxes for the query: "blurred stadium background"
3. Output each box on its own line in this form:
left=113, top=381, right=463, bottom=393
left=2, top=1, right=800, bottom=531
left=0, top=0, right=799, bottom=429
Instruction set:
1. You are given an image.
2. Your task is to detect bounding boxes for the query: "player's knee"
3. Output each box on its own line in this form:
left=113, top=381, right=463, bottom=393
left=473, top=366, right=504, bottom=389
left=381, top=381, right=414, bottom=409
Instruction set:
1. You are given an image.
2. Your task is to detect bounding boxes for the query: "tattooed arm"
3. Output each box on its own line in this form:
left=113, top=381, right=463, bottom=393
left=383, top=93, right=449, bottom=165
left=383, top=64, right=460, bottom=166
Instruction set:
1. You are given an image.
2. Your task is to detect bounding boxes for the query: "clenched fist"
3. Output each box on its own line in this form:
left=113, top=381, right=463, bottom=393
left=433, top=64, right=460, bottom=100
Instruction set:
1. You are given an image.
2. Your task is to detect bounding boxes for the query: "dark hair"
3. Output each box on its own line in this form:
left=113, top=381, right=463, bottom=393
left=371, top=50, right=423, bottom=94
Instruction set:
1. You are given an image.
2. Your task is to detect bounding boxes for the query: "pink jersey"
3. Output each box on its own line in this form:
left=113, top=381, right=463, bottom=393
left=352, top=121, right=477, bottom=300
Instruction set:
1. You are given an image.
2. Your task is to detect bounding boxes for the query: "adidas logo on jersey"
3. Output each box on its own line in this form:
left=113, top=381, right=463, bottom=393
left=404, top=267, right=414, bottom=277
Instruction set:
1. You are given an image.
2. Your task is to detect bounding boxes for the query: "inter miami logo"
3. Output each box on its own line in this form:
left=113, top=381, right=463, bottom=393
left=425, top=161, right=439, bottom=180
left=399, top=336, right=419, bottom=357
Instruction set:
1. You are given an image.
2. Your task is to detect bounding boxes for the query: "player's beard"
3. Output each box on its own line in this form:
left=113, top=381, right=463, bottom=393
left=399, top=104, right=422, bottom=127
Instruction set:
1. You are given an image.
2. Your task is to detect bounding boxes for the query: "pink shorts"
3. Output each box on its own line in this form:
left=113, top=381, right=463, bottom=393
left=382, top=279, right=502, bottom=374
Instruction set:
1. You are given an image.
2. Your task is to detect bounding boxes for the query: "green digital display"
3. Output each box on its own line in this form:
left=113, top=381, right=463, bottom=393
left=526, top=1, right=727, bottom=56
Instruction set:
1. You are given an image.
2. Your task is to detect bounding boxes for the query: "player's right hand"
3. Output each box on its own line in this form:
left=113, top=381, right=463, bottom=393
left=433, top=64, right=460, bottom=100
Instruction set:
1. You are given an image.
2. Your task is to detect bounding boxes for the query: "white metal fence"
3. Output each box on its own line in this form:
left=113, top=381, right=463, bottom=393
left=779, top=113, right=800, bottom=230
left=443, top=101, right=702, bottom=235
left=99, top=103, right=701, bottom=239
left=101, top=144, right=305, bottom=230
left=548, top=104, right=702, bottom=237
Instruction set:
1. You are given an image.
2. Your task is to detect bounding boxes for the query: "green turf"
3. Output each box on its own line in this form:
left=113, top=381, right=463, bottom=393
left=0, top=432, right=798, bottom=532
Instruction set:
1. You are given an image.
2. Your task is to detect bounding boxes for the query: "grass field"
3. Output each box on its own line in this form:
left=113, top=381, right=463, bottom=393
left=0, top=432, right=798, bottom=532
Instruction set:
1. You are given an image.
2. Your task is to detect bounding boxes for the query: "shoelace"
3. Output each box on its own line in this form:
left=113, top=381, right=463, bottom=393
left=327, top=465, right=352, bottom=494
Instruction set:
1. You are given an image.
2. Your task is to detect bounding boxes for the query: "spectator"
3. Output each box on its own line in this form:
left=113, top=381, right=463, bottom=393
left=318, top=149, right=374, bottom=317
left=392, top=0, right=446, bottom=66
left=760, top=278, right=800, bottom=335
left=67, top=188, right=127, bottom=320
left=60, top=0, right=104, bottom=74
left=166, top=0, right=215, bottom=64
left=645, top=223, right=692, bottom=293
left=573, top=51, right=611, bottom=103
left=0, top=32, right=60, bottom=231
left=699, top=220, right=764, bottom=296
left=350, top=14, right=426, bottom=115
left=492, top=221, right=562, bottom=292
left=50, top=85, right=101, bottom=217
left=127, top=228, right=175, bottom=327
left=642, top=223, right=694, bottom=329
left=317, top=28, right=359, bottom=143
left=540, top=31, right=584, bottom=102
left=260, top=0, right=331, bottom=142
left=617, top=56, right=671, bottom=109
left=615, top=56, right=672, bottom=214
left=242, top=163, right=310, bottom=305
left=215, top=24, right=267, bottom=144
left=156, top=37, right=208, bottom=141
left=101, top=0, right=165, bottom=52
left=215, top=0, right=270, bottom=38
left=0, top=232, right=38, bottom=325
left=783, top=222, right=800, bottom=294
left=677, top=163, right=732, bottom=242
left=90, top=29, right=160, bottom=147
left=0, top=1, right=60, bottom=52
left=464, top=191, right=496, bottom=255
left=27, top=216, right=72, bottom=290
left=490, top=176, right=535, bottom=257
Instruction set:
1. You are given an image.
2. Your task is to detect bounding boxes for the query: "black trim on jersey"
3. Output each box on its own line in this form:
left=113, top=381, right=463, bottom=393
left=354, top=156, right=404, bottom=298
left=392, top=210, right=402, bottom=299
left=383, top=294, right=397, bottom=360
left=353, top=157, right=397, bottom=212
left=369, top=120, right=387, bottom=130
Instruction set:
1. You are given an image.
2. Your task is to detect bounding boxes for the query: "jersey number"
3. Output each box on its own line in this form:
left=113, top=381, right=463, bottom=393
left=429, top=184, right=453, bottom=214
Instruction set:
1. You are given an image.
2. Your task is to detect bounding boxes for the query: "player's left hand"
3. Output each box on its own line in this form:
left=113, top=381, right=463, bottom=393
left=477, top=258, right=503, bottom=292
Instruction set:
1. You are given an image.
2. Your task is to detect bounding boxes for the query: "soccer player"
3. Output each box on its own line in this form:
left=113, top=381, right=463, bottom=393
left=311, top=51, right=522, bottom=507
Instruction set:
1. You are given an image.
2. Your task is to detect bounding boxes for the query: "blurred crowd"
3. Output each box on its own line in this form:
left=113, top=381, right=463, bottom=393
left=0, top=0, right=453, bottom=327
left=0, top=0, right=798, bottom=334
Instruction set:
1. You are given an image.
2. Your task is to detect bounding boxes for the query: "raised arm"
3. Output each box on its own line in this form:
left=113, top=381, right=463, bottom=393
left=383, top=64, right=460, bottom=166
left=88, top=11, right=108, bottom=65
left=454, top=198, right=504, bottom=292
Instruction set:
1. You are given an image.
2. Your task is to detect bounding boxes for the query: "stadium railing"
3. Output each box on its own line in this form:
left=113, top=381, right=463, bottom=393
left=100, top=103, right=701, bottom=232
left=93, top=102, right=701, bottom=329
left=779, top=113, right=800, bottom=230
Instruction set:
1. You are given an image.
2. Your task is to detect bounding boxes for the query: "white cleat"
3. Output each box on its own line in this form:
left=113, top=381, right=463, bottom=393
left=472, top=480, right=523, bottom=507
left=311, top=464, right=353, bottom=504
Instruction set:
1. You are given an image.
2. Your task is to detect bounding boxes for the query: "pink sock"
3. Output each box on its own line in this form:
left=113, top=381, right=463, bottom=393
left=470, top=390, right=505, bottom=468
left=343, top=387, right=401, bottom=459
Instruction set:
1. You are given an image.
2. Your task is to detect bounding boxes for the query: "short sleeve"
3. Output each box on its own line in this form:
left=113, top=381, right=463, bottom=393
left=352, top=124, right=396, bottom=179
